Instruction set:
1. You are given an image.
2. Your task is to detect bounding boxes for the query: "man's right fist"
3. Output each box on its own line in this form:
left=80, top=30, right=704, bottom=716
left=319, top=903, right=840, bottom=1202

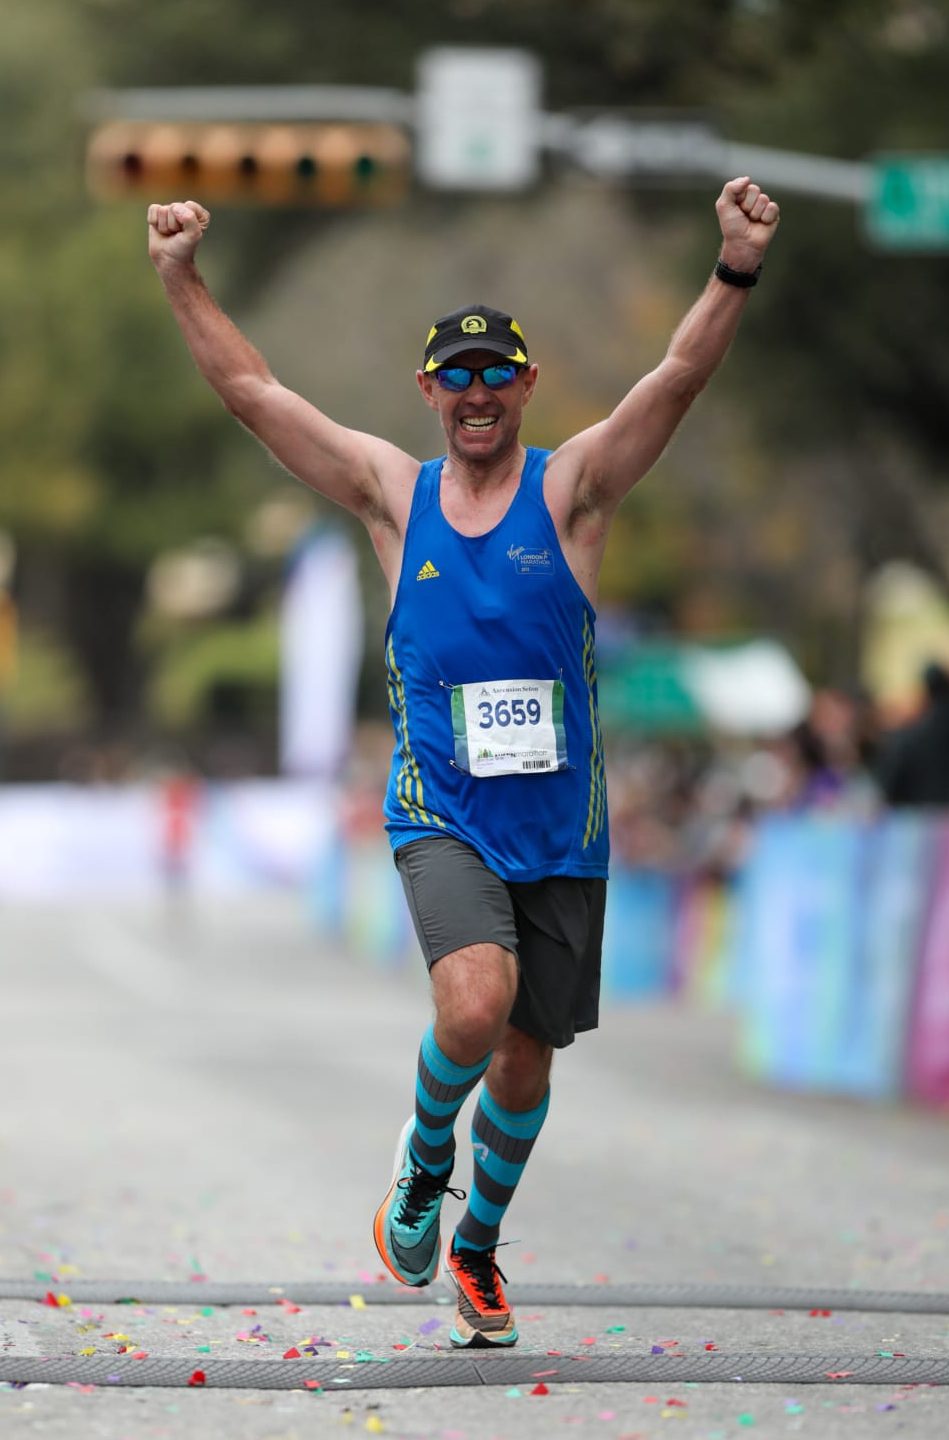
left=147, top=201, right=211, bottom=266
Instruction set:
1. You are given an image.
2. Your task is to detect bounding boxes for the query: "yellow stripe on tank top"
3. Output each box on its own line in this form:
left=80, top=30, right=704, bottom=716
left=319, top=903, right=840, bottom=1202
left=386, top=637, right=444, bottom=829
left=386, top=666, right=418, bottom=822
left=386, top=637, right=421, bottom=822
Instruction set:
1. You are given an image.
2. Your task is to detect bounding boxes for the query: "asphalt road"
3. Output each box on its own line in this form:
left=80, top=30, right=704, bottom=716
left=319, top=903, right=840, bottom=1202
left=1, top=893, right=948, bottom=1438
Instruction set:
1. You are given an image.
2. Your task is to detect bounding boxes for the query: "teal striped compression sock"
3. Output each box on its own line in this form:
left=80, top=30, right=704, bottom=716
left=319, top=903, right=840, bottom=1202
left=410, top=1025, right=491, bottom=1178
left=454, top=1084, right=551, bottom=1252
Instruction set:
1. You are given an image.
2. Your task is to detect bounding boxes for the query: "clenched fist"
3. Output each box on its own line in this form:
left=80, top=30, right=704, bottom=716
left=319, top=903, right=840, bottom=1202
left=147, top=201, right=211, bottom=268
left=716, top=177, right=780, bottom=273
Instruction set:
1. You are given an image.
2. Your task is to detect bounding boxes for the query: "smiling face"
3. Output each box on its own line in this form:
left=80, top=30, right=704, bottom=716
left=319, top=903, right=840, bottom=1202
left=416, top=348, right=539, bottom=470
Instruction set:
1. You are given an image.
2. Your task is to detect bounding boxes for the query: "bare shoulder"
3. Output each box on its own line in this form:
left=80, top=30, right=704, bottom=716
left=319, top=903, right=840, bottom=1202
left=541, top=424, right=609, bottom=536
left=355, top=434, right=424, bottom=597
left=363, top=433, right=422, bottom=535
left=540, top=428, right=615, bottom=605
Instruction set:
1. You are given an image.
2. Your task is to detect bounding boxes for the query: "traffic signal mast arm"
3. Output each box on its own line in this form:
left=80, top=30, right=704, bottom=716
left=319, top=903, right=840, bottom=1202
left=548, top=177, right=779, bottom=526
left=148, top=201, right=417, bottom=542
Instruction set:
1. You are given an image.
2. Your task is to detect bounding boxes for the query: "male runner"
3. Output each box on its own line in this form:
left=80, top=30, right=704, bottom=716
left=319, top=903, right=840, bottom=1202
left=148, top=176, right=779, bottom=1347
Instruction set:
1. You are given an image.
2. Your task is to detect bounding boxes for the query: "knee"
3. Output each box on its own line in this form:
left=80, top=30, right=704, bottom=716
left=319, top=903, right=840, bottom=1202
left=487, top=1031, right=553, bottom=1111
left=432, top=944, right=518, bottom=1061
left=438, top=988, right=512, bottom=1059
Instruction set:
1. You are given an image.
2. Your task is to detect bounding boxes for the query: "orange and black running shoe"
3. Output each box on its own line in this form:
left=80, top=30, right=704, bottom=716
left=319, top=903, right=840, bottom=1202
left=444, top=1238, right=518, bottom=1348
left=373, top=1118, right=465, bottom=1287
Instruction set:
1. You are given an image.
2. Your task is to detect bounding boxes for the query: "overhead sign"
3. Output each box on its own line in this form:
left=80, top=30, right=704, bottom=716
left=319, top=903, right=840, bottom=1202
left=866, top=154, right=949, bottom=251
left=415, top=48, right=541, bottom=191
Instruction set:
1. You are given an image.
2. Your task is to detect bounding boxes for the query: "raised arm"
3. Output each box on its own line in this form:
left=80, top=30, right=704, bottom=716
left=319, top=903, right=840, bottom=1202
left=147, top=201, right=417, bottom=532
left=550, top=177, right=780, bottom=526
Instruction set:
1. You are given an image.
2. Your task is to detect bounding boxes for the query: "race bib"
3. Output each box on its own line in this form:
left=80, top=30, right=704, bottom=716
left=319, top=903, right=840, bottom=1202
left=451, top=678, right=567, bottom=778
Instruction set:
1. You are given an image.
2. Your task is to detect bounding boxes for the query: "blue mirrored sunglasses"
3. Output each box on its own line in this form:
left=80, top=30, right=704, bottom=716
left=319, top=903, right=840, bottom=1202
left=433, top=362, right=522, bottom=393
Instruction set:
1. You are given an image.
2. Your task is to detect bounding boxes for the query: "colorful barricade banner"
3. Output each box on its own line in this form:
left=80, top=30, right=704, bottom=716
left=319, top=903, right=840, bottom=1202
left=905, top=822, right=949, bottom=1105
left=843, top=814, right=934, bottom=1098
left=190, top=779, right=337, bottom=893
left=0, top=784, right=158, bottom=899
left=674, top=876, right=740, bottom=1008
left=737, top=815, right=862, bottom=1091
left=601, top=868, right=678, bottom=998
left=736, top=812, right=949, bottom=1102
left=341, top=837, right=419, bottom=971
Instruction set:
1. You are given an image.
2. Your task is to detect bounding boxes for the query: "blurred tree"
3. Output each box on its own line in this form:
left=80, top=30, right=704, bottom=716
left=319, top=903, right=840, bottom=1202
left=718, top=1, right=949, bottom=472
left=0, top=2, right=271, bottom=734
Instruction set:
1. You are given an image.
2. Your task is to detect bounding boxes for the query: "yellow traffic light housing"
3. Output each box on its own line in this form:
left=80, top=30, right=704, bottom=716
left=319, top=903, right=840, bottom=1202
left=86, top=121, right=410, bottom=207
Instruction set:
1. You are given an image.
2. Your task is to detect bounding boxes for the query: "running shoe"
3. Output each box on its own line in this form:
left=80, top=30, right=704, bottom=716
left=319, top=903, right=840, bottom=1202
left=444, top=1238, right=519, bottom=1348
left=373, top=1118, right=464, bottom=1287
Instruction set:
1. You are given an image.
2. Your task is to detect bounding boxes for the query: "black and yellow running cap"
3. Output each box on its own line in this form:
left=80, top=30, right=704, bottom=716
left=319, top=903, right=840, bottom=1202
left=423, top=304, right=529, bottom=373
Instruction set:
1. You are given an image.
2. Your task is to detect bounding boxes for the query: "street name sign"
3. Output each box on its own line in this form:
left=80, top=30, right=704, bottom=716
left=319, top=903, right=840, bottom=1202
left=866, top=154, right=949, bottom=252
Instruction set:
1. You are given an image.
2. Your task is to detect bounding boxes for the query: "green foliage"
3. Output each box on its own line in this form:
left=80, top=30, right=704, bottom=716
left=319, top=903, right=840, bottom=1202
left=0, top=0, right=243, bottom=570
left=0, top=4, right=95, bottom=220
left=4, top=628, right=93, bottom=736
left=149, top=612, right=279, bottom=728
left=1, top=213, right=242, bottom=557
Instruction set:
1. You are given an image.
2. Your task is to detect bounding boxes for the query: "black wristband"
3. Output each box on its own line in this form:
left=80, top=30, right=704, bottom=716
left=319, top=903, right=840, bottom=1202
left=714, top=258, right=762, bottom=288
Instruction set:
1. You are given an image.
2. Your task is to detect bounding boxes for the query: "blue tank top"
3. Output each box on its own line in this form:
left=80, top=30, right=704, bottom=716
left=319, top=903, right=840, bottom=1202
left=383, top=446, right=608, bottom=882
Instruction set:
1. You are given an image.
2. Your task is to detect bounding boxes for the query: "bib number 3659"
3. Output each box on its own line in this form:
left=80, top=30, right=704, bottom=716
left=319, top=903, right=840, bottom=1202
left=477, top=696, right=542, bottom=729
left=452, top=678, right=567, bottom=778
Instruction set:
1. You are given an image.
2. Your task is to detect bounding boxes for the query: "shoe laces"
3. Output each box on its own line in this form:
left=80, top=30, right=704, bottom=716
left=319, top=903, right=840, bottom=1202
left=452, top=1245, right=508, bottom=1308
left=395, top=1165, right=465, bottom=1229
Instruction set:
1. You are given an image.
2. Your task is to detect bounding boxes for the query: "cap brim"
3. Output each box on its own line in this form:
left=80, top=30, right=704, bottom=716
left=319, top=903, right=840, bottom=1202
left=425, top=338, right=527, bottom=371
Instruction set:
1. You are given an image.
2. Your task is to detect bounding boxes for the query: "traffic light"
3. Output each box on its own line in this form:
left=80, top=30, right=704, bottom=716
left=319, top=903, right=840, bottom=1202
left=86, top=121, right=411, bottom=207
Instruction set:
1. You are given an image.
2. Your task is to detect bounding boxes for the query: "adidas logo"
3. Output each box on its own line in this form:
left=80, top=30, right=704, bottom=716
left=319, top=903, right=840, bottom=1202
left=416, top=560, right=440, bottom=581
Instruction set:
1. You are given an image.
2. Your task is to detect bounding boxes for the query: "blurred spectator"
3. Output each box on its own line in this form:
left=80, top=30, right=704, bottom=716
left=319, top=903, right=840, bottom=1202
left=604, top=684, right=884, bottom=878
left=876, top=662, right=949, bottom=808
left=159, top=773, right=200, bottom=889
left=782, top=720, right=845, bottom=809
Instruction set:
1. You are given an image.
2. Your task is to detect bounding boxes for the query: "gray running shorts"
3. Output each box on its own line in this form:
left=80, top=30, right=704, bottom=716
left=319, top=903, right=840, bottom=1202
left=394, top=834, right=605, bottom=1050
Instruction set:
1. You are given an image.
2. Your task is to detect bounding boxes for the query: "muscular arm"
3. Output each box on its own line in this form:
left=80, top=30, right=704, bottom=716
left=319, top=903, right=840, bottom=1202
left=549, top=177, right=780, bottom=529
left=149, top=202, right=417, bottom=531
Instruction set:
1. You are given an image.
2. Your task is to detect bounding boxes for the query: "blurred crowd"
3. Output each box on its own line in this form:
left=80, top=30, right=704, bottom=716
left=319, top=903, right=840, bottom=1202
left=608, top=662, right=949, bottom=877
left=6, top=648, right=948, bottom=891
